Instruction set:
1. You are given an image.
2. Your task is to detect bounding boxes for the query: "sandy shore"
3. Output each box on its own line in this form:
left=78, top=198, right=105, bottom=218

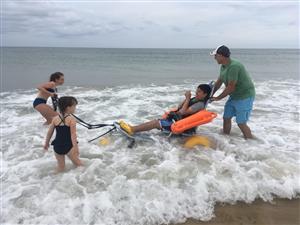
left=174, top=198, right=300, bottom=225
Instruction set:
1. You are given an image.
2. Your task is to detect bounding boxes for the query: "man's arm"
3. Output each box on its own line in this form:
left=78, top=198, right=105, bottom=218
left=212, top=78, right=222, bottom=95
left=211, top=80, right=236, bottom=101
left=211, top=66, right=239, bottom=101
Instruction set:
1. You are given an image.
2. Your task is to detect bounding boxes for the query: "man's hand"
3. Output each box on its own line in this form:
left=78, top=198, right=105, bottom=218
left=210, top=97, right=220, bottom=102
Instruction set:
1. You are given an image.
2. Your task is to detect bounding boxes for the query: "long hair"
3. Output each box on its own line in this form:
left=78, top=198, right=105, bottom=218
left=58, top=96, right=78, bottom=115
left=49, top=72, right=64, bottom=82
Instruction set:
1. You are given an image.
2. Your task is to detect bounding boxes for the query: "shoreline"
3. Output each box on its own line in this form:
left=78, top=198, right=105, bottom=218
left=174, top=198, right=300, bottom=225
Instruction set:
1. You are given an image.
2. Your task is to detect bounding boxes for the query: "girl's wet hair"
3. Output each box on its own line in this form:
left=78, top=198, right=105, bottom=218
left=58, top=96, right=78, bottom=115
left=49, top=72, right=64, bottom=82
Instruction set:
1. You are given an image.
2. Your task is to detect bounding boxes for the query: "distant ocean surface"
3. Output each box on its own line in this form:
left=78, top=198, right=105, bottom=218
left=1, top=47, right=300, bottom=225
left=2, top=47, right=299, bottom=91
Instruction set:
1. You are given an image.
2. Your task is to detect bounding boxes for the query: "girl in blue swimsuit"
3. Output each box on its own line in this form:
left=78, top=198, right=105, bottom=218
left=33, top=72, right=64, bottom=124
left=44, top=96, right=83, bottom=172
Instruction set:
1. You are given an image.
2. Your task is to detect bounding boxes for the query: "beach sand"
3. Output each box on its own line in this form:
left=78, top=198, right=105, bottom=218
left=174, top=198, right=300, bottom=225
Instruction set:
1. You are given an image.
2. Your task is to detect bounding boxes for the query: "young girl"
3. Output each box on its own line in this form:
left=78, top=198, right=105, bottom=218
left=33, top=72, right=64, bottom=124
left=44, top=96, right=82, bottom=172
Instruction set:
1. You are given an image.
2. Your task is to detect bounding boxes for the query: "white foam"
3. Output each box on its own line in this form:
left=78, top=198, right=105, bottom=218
left=1, top=80, right=300, bottom=224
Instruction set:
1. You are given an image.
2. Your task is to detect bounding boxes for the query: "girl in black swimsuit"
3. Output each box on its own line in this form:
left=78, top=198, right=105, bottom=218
left=44, top=96, right=83, bottom=172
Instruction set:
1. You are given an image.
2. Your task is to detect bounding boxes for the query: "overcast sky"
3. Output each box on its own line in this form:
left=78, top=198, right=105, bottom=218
left=2, top=0, right=299, bottom=48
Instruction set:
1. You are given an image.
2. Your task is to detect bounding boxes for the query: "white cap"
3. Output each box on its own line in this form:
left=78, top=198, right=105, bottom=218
left=210, top=45, right=231, bottom=57
left=210, top=45, right=223, bottom=56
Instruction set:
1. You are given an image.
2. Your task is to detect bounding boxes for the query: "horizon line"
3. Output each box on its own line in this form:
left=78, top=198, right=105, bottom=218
left=1, top=46, right=299, bottom=50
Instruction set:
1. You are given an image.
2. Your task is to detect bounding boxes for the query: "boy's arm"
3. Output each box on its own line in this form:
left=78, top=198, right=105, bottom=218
left=178, top=91, right=191, bottom=115
left=176, top=100, right=185, bottom=111
left=179, top=107, right=194, bottom=116
left=179, top=101, right=205, bottom=116
left=44, top=122, right=55, bottom=150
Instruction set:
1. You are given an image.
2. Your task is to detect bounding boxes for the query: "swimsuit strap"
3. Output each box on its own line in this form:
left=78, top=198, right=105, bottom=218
left=46, top=88, right=55, bottom=92
left=57, top=114, right=70, bottom=126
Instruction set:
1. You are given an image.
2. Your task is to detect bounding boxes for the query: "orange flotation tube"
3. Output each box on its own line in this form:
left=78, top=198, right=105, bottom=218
left=162, top=110, right=217, bottom=134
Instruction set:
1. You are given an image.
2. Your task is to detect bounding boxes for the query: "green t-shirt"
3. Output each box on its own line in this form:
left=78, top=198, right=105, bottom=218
left=219, top=59, right=255, bottom=100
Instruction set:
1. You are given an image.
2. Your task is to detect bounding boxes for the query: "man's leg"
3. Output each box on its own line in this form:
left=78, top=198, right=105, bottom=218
left=223, top=118, right=232, bottom=134
left=235, top=97, right=254, bottom=139
left=238, top=123, right=253, bottom=139
left=223, top=98, right=234, bottom=135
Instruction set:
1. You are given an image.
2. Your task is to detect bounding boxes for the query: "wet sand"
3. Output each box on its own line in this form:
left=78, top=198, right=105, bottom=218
left=175, top=198, right=300, bottom=225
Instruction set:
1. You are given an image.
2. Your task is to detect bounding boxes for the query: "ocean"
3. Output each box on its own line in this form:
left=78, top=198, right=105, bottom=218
left=2, top=47, right=299, bottom=91
left=1, top=47, right=300, bottom=224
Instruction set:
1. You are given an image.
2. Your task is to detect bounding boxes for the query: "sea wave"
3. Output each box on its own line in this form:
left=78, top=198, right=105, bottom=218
left=1, top=79, right=300, bottom=224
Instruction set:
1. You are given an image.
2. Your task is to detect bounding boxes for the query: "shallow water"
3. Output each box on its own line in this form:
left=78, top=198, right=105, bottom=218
left=1, top=79, right=300, bottom=224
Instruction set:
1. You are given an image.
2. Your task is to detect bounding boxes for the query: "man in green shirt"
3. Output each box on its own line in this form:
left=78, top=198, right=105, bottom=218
left=210, top=45, right=255, bottom=139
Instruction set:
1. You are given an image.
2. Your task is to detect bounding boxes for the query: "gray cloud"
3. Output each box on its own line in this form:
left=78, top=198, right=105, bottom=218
left=3, top=1, right=104, bottom=37
left=170, top=26, right=182, bottom=32
left=143, top=20, right=158, bottom=26
left=2, top=1, right=299, bottom=48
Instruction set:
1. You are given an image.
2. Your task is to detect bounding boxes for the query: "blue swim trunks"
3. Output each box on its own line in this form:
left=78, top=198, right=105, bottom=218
left=159, top=119, right=174, bottom=131
left=223, top=96, right=254, bottom=124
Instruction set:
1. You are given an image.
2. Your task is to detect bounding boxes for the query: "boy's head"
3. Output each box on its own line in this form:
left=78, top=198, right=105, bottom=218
left=195, top=84, right=211, bottom=101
